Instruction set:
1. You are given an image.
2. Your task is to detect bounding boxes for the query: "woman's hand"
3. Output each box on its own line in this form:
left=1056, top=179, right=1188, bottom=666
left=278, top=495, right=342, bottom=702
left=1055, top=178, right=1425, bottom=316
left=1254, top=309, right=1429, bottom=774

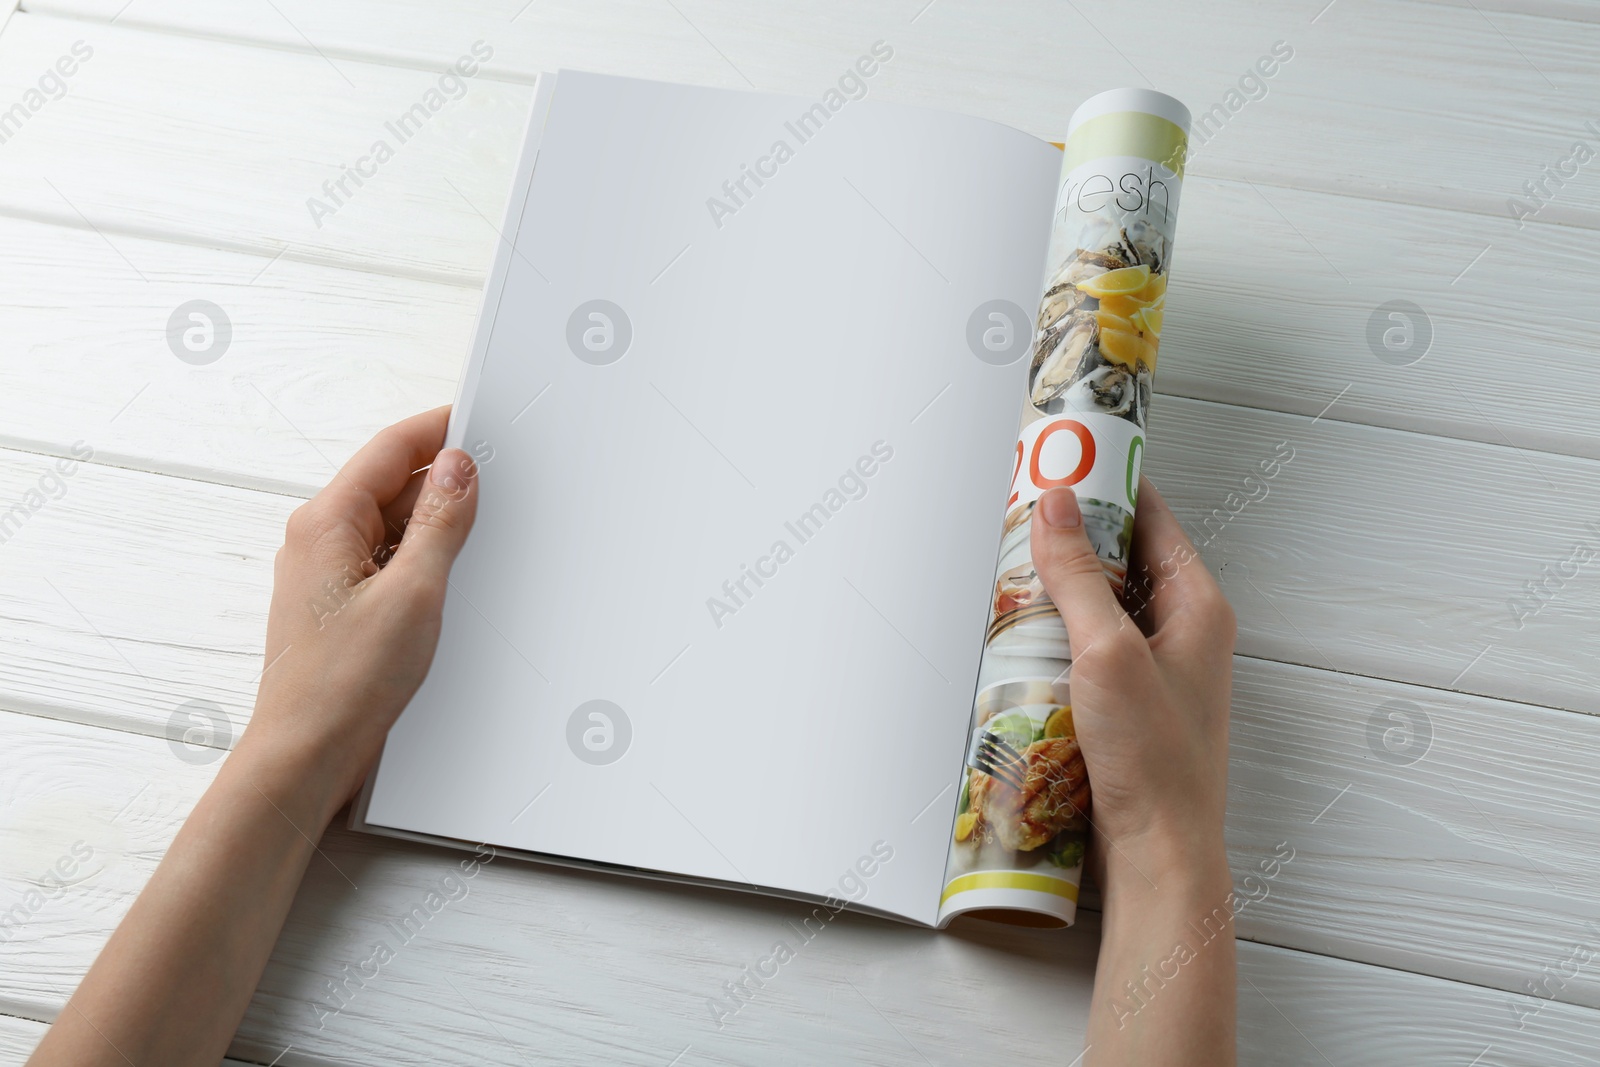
left=239, top=405, right=480, bottom=821
left=1031, top=478, right=1237, bottom=1066
left=28, top=408, right=480, bottom=1067
left=1032, top=476, right=1234, bottom=879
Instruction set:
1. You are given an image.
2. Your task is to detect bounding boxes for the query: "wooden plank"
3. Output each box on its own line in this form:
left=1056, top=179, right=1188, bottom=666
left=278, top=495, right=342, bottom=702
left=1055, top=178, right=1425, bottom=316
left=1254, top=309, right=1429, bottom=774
left=7, top=647, right=1600, bottom=1016
left=1238, top=942, right=1600, bottom=1066
left=3, top=16, right=1599, bottom=472
left=0, top=710, right=1098, bottom=1066
left=0, top=1014, right=271, bottom=1067
left=6, top=709, right=1600, bottom=1064
left=10, top=950, right=1600, bottom=1067
left=0, top=215, right=476, bottom=496
left=0, top=12, right=532, bottom=282
left=0, top=1015, right=42, bottom=1067
left=22, top=0, right=1600, bottom=227
left=1146, top=395, right=1600, bottom=718
left=1150, top=176, right=1600, bottom=460
left=0, top=447, right=291, bottom=738
left=1418, top=0, right=1600, bottom=23
left=1227, top=656, right=1600, bottom=1011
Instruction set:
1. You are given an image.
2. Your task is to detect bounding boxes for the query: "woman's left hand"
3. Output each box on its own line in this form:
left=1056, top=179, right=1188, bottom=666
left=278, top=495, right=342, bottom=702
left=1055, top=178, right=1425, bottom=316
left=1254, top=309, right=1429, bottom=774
left=241, top=405, right=480, bottom=818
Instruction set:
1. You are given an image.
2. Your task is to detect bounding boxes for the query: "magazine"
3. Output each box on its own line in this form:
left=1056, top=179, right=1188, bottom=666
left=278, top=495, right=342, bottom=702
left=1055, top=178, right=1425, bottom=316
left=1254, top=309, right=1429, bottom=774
left=353, top=66, right=1188, bottom=929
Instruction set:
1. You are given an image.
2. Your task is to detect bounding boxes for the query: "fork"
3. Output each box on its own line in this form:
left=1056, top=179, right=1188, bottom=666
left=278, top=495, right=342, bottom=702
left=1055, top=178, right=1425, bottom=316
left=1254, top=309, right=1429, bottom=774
left=969, top=730, right=1027, bottom=791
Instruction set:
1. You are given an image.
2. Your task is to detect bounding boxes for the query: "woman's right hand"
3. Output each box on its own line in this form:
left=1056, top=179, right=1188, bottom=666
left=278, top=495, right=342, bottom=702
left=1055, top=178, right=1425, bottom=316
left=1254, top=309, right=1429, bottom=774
left=1031, top=476, right=1238, bottom=1066
left=1030, top=476, right=1236, bottom=885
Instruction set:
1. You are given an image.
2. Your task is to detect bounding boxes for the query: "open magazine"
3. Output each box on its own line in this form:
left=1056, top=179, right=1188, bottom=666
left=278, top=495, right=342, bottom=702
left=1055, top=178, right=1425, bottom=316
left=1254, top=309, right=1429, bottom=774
left=353, top=66, right=1188, bottom=929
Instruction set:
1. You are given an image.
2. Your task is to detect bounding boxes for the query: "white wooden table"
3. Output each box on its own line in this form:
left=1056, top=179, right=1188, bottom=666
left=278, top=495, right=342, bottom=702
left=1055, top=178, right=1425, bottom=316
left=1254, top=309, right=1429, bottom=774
left=1, top=1, right=1598, bottom=1063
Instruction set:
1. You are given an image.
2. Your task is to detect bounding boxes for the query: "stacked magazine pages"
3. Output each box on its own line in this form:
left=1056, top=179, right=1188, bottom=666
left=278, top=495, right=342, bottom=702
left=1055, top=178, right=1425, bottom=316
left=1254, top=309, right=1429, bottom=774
left=355, top=66, right=1189, bottom=929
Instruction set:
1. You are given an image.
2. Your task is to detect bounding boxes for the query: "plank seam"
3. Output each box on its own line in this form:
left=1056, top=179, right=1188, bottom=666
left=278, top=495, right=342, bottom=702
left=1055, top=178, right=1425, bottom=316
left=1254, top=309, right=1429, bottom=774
left=0, top=643, right=1594, bottom=807
left=1227, top=651, right=1600, bottom=722
left=1199, top=170, right=1600, bottom=238
left=0, top=435, right=314, bottom=499
left=18, top=1, right=552, bottom=85
left=0, top=202, right=483, bottom=290
left=1241, top=937, right=1600, bottom=1021
left=21, top=0, right=1600, bottom=76
left=11, top=7, right=1600, bottom=237
left=5, top=373, right=1600, bottom=508
left=0, top=1004, right=341, bottom=1067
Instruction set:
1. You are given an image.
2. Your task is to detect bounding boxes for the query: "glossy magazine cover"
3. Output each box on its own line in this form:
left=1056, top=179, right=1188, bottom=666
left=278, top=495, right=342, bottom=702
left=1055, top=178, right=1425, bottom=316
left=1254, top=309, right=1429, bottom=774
left=939, top=88, right=1190, bottom=927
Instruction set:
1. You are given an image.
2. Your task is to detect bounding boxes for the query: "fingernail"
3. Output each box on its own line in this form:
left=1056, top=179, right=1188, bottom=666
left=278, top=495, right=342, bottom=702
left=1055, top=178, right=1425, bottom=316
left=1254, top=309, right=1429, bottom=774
left=429, top=449, right=473, bottom=494
left=1039, top=487, right=1082, bottom=529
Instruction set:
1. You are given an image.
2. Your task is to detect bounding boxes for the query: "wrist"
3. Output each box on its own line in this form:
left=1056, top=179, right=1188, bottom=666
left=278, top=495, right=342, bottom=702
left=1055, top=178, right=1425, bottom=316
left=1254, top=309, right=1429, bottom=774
left=222, top=730, right=349, bottom=836
left=1100, top=819, right=1231, bottom=913
left=1087, top=824, right=1240, bottom=1065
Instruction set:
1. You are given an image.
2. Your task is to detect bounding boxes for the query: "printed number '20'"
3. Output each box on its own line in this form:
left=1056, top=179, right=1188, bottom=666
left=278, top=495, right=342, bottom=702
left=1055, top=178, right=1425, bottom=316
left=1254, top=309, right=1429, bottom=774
left=1009, top=414, right=1141, bottom=516
left=1030, top=419, right=1095, bottom=490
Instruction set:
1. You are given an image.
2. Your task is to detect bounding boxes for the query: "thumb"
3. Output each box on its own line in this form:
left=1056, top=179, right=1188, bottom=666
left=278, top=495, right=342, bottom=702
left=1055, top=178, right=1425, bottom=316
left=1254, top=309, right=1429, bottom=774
left=391, top=448, right=480, bottom=589
left=1030, top=487, right=1130, bottom=653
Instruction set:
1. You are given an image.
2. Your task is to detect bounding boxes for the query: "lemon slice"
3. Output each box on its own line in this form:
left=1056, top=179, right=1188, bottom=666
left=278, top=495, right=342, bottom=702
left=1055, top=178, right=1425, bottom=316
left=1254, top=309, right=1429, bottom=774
left=1096, top=293, right=1143, bottom=319
left=1099, top=328, right=1155, bottom=370
left=1136, top=272, right=1168, bottom=302
left=1094, top=310, right=1135, bottom=332
left=1076, top=264, right=1151, bottom=298
left=954, top=812, right=979, bottom=842
left=1043, top=705, right=1075, bottom=739
left=1131, top=305, right=1164, bottom=337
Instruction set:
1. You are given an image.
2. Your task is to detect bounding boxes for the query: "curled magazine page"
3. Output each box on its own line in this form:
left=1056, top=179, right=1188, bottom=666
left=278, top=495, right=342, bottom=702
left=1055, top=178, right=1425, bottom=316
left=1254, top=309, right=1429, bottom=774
left=938, top=88, right=1190, bottom=928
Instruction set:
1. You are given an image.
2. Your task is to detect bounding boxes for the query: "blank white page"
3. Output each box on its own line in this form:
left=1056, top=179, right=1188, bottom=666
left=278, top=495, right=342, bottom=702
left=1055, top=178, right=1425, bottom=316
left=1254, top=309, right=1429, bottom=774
left=362, top=70, right=1060, bottom=925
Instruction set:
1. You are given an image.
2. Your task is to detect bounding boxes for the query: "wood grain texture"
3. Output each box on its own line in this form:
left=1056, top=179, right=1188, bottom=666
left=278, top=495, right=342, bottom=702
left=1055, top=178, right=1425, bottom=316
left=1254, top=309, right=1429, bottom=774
left=0, top=709, right=1102, bottom=1066
left=25, top=0, right=1600, bottom=226
left=1147, top=395, right=1600, bottom=719
left=1226, top=657, right=1600, bottom=1009
left=1419, top=0, right=1600, bottom=22
left=2, top=0, right=1598, bottom=1061
left=7, top=648, right=1600, bottom=1022
left=2, top=10, right=1597, bottom=473
left=7, top=709, right=1600, bottom=1066
left=0, top=1013, right=276, bottom=1066
left=0, top=214, right=476, bottom=496
left=0, top=444, right=290, bottom=738
left=0, top=12, right=532, bottom=282
left=1237, top=942, right=1600, bottom=1067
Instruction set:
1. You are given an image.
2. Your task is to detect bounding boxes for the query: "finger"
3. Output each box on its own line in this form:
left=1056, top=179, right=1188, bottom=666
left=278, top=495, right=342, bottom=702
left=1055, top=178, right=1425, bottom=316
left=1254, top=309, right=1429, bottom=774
left=1125, top=477, right=1198, bottom=632
left=386, top=448, right=480, bottom=593
left=1030, top=487, right=1130, bottom=652
left=312, top=406, right=451, bottom=555
left=1127, top=477, right=1232, bottom=644
left=327, top=406, right=452, bottom=511
left=378, top=468, right=429, bottom=549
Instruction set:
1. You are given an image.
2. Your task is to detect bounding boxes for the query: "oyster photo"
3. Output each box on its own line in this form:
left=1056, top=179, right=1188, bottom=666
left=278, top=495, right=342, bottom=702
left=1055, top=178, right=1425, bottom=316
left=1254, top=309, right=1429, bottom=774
left=1028, top=222, right=1168, bottom=421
